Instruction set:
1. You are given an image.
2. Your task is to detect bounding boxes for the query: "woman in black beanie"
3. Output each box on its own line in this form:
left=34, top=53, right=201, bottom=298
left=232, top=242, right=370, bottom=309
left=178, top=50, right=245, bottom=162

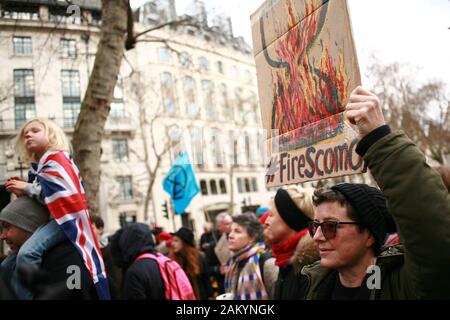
left=264, top=186, right=320, bottom=299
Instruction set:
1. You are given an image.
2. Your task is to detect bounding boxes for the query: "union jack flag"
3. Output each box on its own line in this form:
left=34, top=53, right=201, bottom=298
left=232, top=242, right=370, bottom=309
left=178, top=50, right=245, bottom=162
left=34, top=150, right=110, bottom=300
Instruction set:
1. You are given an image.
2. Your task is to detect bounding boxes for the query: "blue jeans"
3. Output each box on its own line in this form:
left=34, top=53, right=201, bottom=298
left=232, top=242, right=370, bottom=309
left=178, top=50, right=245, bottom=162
left=13, top=220, right=66, bottom=299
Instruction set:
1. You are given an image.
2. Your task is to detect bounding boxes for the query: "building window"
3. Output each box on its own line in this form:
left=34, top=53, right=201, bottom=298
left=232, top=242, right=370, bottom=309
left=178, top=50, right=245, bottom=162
left=110, top=78, right=126, bottom=119
left=114, top=79, right=124, bottom=100
left=219, top=179, right=227, bottom=194
left=183, top=76, right=198, bottom=117
left=61, top=70, right=81, bottom=128
left=158, top=47, right=171, bottom=63
left=13, top=36, right=32, bottom=55
left=13, top=69, right=35, bottom=129
left=246, top=91, right=259, bottom=123
left=235, top=88, right=244, bottom=122
left=210, top=128, right=223, bottom=167
left=161, top=72, right=176, bottom=114
left=191, top=126, right=203, bottom=166
left=167, top=124, right=182, bottom=148
left=60, top=39, right=76, bottom=58
left=110, top=102, right=125, bottom=118
left=229, top=130, right=238, bottom=167
left=63, top=101, right=80, bottom=128
left=244, top=70, right=253, bottom=84
left=216, top=61, right=224, bottom=74
left=200, top=179, right=208, bottom=195
left=119, top=212, right=136, bottom=228
left=210, top=180, right=218, bottom=195
left=244, top=178, right=251, bottom=193
left=237, top=178, right=243, bottom=193
left=218, top=84, right=232, bottom=120
left=231, top=66, right=239, bottom=79
left=15, top=103, right=36, bottom=129
left=251, top=177, right=258, bottom=192
left=179, top=52, right=191, bottom=67
left=198, top=57, right=209, bottom=71
left=117, top=176, right=133, bottom=201
left=112, top=139, right=129, bottom=162
left=61, top=70, right=80, bottom=97
left=202, top=80, right=216, bottom=119
left=244, top=132, right=251, bottom=166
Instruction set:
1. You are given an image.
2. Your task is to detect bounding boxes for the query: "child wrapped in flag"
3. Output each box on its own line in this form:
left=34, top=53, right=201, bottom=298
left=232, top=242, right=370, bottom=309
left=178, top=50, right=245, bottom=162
left=5, top=119, right=110, bottom=300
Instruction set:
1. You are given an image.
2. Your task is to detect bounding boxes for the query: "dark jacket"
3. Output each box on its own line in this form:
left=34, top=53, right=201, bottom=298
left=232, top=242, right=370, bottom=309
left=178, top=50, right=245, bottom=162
left=37, top=240, right=98, bottom=300
left=204, top=230, right=226, bottom=293
left=101, top=244, right=122, bottom=300
left=200, top=232, right=214, bottom=252
left=110, top=223, right=165, bottom=300
left=301, top=131, right=450, bottom=299
left=273, top=234, right=320, bottom=300
left=183, top=252, right=213, bottom=300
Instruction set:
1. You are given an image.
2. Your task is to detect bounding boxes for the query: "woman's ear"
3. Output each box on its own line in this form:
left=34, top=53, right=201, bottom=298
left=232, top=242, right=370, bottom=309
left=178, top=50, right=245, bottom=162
left=365, top=231, right=376, bottom=248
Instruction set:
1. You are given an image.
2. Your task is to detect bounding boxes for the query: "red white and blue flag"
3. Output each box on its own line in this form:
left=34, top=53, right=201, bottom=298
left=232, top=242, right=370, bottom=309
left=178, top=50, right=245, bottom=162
left=34, top=150, right=110, bottom=300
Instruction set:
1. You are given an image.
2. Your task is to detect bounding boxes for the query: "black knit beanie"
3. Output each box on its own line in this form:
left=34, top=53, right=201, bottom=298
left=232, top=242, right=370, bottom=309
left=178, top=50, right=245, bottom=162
left=331, top=183, right=395, bottom=253
left=274, top=188, right=312, bottom=232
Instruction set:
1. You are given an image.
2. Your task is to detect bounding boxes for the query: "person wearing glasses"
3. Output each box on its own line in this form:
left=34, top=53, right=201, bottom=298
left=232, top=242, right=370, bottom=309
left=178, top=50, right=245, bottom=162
left=300, top=86, right=450, bottom=299
left=264, top=186, right=320, bottom=299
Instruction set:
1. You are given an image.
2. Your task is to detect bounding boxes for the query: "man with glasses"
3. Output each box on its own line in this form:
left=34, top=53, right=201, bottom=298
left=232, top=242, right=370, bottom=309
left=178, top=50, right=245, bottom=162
left=300, top=86, right=450, bottom=299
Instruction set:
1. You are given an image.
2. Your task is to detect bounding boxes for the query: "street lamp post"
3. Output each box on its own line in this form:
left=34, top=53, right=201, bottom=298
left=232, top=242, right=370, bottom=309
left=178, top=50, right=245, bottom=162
left=17, top=157, right=24, bottom=179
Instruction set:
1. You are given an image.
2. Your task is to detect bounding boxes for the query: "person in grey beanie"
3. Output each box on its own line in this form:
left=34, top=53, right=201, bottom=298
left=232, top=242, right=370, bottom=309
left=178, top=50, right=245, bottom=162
left=0, top=197, right=49, bottom=253
left=0, top=196, right=99, bottom=300
left=0, top=197, right=49, bottom=298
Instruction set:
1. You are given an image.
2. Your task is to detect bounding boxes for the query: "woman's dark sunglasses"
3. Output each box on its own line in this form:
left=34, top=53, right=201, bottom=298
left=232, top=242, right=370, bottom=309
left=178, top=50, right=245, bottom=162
left=308, top=220, right=359, bottom=240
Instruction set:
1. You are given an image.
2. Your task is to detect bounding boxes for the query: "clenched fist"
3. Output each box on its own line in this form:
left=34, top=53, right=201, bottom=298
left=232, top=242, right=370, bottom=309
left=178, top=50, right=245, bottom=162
left=345, top=86, right=386, bottom=139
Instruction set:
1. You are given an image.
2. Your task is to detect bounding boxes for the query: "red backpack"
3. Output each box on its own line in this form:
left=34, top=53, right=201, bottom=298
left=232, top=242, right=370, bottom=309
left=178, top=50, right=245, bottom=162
left=134, top=252, right=196, bottom=300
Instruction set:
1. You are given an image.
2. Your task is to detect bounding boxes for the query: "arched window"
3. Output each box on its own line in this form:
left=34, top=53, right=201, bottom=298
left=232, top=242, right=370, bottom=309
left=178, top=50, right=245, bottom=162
left=183, top=76, right=198, bottom=117
left=161, top=72, right=176, bottom=113
left=202, top=80, right=216, bottom=119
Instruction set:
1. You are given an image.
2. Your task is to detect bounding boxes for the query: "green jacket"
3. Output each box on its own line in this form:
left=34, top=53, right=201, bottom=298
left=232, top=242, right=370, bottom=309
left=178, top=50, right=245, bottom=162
left=301, top=131, right=450, bottom=299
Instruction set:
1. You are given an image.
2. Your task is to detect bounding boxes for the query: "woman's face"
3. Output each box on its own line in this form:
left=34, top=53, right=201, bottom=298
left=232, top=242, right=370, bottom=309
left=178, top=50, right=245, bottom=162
left=228, top=222, right=254, bottom=253
left=171, top=236, right=183, bottom=253
left=265, top=199, right=296, bottom=243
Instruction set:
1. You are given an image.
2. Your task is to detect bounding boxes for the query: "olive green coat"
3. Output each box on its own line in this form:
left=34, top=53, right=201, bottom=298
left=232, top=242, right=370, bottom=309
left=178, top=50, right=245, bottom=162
left=301, top=132, right=450, bottom=299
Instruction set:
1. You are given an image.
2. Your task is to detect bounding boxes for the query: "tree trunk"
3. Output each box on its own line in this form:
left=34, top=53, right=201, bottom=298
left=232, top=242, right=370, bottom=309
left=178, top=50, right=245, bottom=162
left=72, top=0, right=128, bottom=215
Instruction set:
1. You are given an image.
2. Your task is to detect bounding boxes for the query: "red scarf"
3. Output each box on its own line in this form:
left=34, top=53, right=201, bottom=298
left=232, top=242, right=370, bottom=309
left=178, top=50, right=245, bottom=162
left=272, top=228, right=308, bottom=267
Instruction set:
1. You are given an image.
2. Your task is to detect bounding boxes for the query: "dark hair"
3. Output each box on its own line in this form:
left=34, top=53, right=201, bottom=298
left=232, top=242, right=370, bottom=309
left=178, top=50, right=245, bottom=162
left=90, top=215, right=104, bottom=229
left=313, top=188, right=360, bottom=225
left=232, top=212, right=264, bottom=242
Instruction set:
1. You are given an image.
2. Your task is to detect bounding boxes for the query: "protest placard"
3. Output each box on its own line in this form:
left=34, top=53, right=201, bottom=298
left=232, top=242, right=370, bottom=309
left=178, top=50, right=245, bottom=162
left=251, top=0, right=362, bottom=186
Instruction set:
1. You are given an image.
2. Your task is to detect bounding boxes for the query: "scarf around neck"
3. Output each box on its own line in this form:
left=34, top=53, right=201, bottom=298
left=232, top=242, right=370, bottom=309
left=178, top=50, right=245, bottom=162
left=272, top=228, right=308, bottom=267
left=224, top=242, right=268, bottom=300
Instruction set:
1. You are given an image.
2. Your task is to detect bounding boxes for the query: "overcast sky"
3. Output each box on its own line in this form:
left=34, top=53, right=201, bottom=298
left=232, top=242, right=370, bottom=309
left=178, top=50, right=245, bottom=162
left=130, top=0, right=450, bottom=89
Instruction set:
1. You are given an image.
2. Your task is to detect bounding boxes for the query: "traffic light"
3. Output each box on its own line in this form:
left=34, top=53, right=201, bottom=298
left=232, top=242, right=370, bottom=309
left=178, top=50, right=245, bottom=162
left=162, top=201, right=169, bottom=219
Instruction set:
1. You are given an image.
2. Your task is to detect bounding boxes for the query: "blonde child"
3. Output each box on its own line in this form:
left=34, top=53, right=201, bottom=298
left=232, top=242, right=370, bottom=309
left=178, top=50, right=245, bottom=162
left=5, top=119, right=78, bottom=299
left=7, top=118, right=110, bottom=300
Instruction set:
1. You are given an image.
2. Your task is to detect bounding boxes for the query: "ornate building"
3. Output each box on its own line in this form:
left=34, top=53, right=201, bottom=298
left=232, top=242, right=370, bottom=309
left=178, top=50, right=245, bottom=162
left=0, top=0, right=272, bottom=239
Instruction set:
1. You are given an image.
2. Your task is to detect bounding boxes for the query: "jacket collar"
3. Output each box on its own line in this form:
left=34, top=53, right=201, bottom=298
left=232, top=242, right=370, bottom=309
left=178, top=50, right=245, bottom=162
left=300, top=244, right=404, bottom=299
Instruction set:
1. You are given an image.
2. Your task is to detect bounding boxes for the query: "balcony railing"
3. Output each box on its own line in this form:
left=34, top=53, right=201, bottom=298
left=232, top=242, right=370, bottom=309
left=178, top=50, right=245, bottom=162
left=0, top=115, right=136, bottom=135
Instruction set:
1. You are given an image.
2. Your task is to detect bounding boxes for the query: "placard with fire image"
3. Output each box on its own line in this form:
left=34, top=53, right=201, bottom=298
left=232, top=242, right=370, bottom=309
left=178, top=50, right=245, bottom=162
left=251, top=0, right=363, bottom=186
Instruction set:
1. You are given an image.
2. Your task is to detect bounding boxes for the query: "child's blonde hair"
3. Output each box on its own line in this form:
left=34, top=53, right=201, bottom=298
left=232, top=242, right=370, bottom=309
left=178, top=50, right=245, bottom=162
left=15, top=118, right=72, bottom=163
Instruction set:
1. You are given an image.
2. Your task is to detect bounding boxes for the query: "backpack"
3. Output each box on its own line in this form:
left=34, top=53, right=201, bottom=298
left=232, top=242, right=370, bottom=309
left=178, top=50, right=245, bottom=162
left=134, top=252, right=196, bottom=300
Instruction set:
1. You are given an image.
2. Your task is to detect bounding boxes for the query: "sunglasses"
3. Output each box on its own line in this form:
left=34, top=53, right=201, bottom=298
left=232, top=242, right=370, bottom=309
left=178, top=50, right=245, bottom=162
left=308, top=220, right=359, bottom=240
